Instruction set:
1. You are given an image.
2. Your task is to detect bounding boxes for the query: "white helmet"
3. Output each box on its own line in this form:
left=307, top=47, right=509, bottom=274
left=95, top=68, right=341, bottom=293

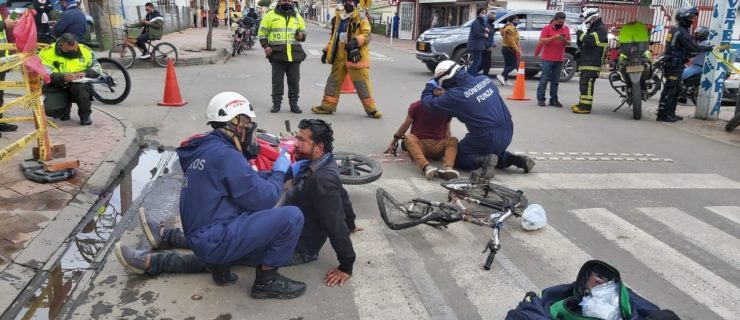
left=580, top=8, right=599, bottom=21
left=206, top=92, right=256, bottom=124
left=434, top=60, right=462, bottom=87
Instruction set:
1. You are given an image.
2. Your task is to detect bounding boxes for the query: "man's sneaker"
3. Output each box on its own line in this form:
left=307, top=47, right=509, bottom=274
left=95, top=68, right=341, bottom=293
left=311, top=105, right=334, bottom=114
left=367, top=110, right=382, bottom=119
left=496, top=74, right=507, bottom=86
left=139, top=53, right=151, bottom=59
left=114, top=242, right=150, bottom=275
left=537, top=100, right=546, bottom=107
left=436, top=167, right=459, bottom=180
left=424, top=165, right=438, bottom=179
left=549, top=100, right=563, bottom=108
left=505, top=81, right=513, bottom=86
left=251, top=272, right=307, bottom=299
left=139, top=207, right=162, bottom=249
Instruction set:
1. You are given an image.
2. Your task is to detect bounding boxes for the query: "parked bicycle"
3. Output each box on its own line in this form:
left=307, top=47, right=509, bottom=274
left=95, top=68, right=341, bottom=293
left=231, top=22, right=254, bottom=56
left=108, top=26, right=178, bottom=69
left=377, top=178, right=527, bottom=270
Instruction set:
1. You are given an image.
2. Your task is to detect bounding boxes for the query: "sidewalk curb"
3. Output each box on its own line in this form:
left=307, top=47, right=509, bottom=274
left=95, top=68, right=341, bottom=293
left=100, top=48, right=230, bottom=69
left=0, top=108, right=141, bottom=317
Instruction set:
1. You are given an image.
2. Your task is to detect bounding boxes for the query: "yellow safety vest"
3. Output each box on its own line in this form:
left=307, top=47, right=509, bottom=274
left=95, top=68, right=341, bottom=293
left=39, top=42, right=98, bottom=74
left=258, top=9, right=307, bottom=62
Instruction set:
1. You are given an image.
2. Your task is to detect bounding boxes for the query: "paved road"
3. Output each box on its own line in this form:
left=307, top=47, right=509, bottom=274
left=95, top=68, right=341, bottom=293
left=67, top=24, right=740, bottom=319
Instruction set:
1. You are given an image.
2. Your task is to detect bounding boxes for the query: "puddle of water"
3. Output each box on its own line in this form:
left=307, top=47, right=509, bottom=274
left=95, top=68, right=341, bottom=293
left=14, top=146, right=178, bottom=320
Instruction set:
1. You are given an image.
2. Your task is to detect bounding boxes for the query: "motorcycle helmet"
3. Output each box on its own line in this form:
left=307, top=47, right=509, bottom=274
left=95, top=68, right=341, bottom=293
left=675, top=6, right=698, bottom=28
left=434, top=60, right=462, bottom=88
left=693, top=26, right=709, bottom=41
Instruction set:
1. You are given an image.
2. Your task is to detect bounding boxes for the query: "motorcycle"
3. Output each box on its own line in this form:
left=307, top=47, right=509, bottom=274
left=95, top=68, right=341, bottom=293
left=231, top=21, right=254, bottom=56
left=608, top=22, right=657, bottom=120
left=252, top=120, right=383, bottom=185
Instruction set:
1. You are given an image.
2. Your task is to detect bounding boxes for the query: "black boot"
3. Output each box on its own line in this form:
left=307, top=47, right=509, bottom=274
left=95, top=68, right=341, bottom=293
left=512, top=155, right=535, bottom=173
left=206, top=263, right=239, bottom=286
left=271, top=103, right=281, bottom=113
left=656, top=114, right=681, bottom=122
left=251, top=267, right=306, bottom=299
left=470, top=154, right=498, bottom=184
left=0, top=113, right=17, bottom=132
left=289, top=105, right=303, bottom=114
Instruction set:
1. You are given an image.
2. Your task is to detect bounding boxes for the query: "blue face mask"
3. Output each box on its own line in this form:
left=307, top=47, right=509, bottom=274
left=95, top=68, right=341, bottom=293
left=511, top=21, right=518, bottom=26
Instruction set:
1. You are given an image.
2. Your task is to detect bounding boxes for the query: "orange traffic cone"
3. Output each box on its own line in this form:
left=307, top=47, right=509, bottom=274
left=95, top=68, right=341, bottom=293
left=340, top=74, right=356, bottom=94
left=507, top=61, right=530, bottom=101
left=158, top=59, right=188, bottom=107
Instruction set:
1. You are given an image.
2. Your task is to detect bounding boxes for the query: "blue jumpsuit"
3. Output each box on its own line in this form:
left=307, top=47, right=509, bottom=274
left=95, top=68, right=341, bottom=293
left=421, top=71, right=516, bottom=170
left=176, top=130, right=303, bottom=267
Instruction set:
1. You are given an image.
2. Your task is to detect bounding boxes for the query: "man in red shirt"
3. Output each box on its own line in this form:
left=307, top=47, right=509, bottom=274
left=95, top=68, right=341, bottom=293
left=384, top=99, right=459, bottom=180
left=534, top=12, right=570, bottom=107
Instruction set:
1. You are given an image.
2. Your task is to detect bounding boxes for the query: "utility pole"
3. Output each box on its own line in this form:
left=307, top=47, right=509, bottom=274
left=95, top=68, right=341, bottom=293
left=695, top=0, right=738, bottom=120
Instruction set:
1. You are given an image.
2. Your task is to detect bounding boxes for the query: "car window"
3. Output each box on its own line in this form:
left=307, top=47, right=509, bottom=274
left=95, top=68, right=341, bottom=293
left=495, top=14, right=527, bottom=30
left=531, top=14, right=553, bottom=31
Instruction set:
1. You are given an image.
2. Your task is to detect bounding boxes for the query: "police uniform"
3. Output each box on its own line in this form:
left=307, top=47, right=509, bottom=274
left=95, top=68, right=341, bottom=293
left=0, top=8, right=16, bottom=132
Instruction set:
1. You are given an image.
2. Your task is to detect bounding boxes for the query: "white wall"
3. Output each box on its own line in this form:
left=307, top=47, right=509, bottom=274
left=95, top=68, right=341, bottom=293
left=504, top=0, right=547, bottom=10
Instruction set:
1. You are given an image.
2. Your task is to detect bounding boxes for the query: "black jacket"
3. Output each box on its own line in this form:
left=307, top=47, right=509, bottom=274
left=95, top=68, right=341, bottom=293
left=663, top=25, right=712, bottom=69
left=287, top=154, right=357, bottom=275
left=576, top=19, right=608, bottom=71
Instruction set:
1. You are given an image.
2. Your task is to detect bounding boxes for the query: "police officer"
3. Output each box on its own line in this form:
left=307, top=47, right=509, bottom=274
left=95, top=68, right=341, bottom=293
left=0, top=0, right=18, bottom=132
left=258, top=0, right=307, bottom=114
left=39, top=33, right=101, bottom=125
left=572, top=8, right=607, bottom=114
left=657, top=6, right=713, bottom=122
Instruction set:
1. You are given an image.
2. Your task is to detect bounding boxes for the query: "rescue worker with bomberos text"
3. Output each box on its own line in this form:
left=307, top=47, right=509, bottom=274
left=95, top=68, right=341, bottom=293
left=656, top=6, right=713, bottom=122
left=259, top=0, right=307, bottom=114
left=312, top=0, right=382, bottom=119
left=571, top=8, right=607, bottom=114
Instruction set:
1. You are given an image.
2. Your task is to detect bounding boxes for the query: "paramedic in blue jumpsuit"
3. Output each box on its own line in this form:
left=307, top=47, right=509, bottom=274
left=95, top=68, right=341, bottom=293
left=115, top=92, right=307, bottom=299
left=421, top=60, right=535, bottom=182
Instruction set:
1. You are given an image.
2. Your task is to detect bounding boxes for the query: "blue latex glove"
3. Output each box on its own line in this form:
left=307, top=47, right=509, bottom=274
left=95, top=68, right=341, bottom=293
left=291, top=159, right=309, bottom=178
left=272, top=147, right=291, bottom=173
left=427, top=79, right=439, bottom=87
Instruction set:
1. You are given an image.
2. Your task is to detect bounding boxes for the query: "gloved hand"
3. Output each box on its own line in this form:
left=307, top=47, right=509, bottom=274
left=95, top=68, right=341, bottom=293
left=321, top=49, right=327, bottom=64
left=347, top=48, right=361, bottom=63
left=427, top=79, right=439, bottom=87
left=576, top=23, right=588, bottom=34
left=291, top=159, right=309, bottom=178
left=345, top=38, right=359, bottom=51
left=272, top=147, right=291, bottom=173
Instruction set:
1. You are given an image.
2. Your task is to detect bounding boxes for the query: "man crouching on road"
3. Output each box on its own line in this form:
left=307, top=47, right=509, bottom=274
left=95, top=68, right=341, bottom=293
left=115, top=92, right=306, bottom=299
left=115, top=117, right=360, bottom=288
left=421, top=60, right=534, bottom=182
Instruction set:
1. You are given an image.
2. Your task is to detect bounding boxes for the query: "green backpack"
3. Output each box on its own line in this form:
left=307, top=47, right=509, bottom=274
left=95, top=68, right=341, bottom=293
left=548, top=260, right=632, bottom=320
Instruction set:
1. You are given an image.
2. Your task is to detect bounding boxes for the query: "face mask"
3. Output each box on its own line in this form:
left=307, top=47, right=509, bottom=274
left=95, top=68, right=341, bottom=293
left=343, top=4, right=354, bottom=13
left=553, top=23, right=563, bottom=29
left=511, top=21, right=518, bottom=26
left=61, top=50, right=80, bottom=59
left=280, top=3, right=292, bottom=11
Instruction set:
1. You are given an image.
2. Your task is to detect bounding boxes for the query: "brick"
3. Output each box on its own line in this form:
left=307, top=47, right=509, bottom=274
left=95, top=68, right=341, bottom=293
left=43, top=159, right=80, bottom=172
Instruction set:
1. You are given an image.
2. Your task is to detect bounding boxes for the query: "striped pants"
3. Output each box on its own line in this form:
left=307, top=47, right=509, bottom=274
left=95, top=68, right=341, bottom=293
left=577, top=70, right=599, bottom=110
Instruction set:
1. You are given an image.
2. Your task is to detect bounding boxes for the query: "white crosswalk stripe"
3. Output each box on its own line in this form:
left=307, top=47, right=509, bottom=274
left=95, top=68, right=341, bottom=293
left=572, top=208, right=740, bottom=319
left=497, top=173, right=740, bottom=189
left=304, top=49, right=394, bottom=61
left=705, top=206, right=740, bottom=226
left=637, top=207, right=740, bottom=270
left=307, top=49, right=322, bottom=56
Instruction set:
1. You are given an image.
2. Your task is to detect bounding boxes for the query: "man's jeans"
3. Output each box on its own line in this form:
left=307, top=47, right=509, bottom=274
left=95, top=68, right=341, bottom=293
left=536, top=60, right=563, bottom=102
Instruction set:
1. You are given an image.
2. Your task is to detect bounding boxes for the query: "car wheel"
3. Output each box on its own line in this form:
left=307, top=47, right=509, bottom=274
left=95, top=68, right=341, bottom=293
left=559, top=53, right=577, bottom=82
left=425, top=61, right=438, bottom=72
left=452, top=48, right=473, bottom=69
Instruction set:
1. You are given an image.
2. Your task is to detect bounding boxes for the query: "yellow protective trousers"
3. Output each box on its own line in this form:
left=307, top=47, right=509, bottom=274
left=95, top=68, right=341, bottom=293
left=319, top=57, right=376, bottom=114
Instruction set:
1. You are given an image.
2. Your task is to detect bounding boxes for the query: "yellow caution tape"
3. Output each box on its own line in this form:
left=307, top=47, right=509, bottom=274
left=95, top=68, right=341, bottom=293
left=711, top=51, right=740, bottom=74
left=0, top=129, right=40, bottom=163
left=0, top=116, right=34, bottom=123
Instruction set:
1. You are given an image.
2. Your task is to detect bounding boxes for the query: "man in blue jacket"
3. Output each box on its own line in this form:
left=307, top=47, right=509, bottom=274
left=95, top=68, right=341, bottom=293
left=422, top=60, right=534, bottom=182
left=53, top=0, right=86, bottom=42
left=466, top=8, right=489, bottom=76
left=115, top=92, right=307, bottom=300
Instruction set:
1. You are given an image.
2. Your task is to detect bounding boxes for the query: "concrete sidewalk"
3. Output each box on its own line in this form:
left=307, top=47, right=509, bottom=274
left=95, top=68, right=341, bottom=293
left=98, top=26, right=233, bottom=68
left=0, top=105, right=139, bottom=315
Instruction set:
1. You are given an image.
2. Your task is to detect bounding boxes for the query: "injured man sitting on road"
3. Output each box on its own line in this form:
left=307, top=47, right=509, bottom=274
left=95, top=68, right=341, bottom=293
left=115, top=96, right=361, bottom=294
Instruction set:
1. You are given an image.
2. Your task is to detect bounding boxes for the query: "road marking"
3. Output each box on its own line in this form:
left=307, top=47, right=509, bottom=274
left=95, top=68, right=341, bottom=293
left=638, top=207, right=740, bottom=270
left=705, top=206, right=740, bottom=226
left=351, top=219, right=432, bottom=320
left=505, top=225, right=592, bottom=285
left=497, top=173, right=740, bottom=190
left=572, top=208, right=740, bottom=319
left=418, top=223, right=527, bottom=319
left=368, top=51, right=388, bottom=58
left=307, top=49, right=322, bottom=56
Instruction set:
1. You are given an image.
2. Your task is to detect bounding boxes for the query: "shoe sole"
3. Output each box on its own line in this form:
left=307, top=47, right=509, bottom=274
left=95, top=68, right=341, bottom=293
left=114, top=242, right=146, bottom=275
left=250, top=285, right=307, bottom=299
left=482, top=155, right=498, bottom=180
left=425, top=168, right=438, bottom=179
left=437, top=170, right=459, bottom=180
left=139, top=207, right=159, bottom=249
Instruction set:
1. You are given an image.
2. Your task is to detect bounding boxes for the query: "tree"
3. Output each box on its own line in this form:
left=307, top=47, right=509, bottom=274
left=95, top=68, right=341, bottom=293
left=206, top=0, right=220, bottom=51
left=258, top=0, right=271, bottom=8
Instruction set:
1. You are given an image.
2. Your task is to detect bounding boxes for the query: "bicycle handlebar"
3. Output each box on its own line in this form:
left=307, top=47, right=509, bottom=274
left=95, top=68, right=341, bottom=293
left=483, top=241, right=496, bottom=270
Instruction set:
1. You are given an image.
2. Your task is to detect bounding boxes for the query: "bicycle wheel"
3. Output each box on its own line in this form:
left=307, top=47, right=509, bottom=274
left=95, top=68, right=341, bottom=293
left=108, top=44, right=135, bottom=69
left=441, top=178, right=528, bottom=214
left=335, top=151, right=382, bottom=185
left=153, top=42, right=178, bottom=68
left=376, top=188, right=443, bottom=230
left=91, top=58, right=131, bottom=105
left=232, top=39, right=240, bottom=57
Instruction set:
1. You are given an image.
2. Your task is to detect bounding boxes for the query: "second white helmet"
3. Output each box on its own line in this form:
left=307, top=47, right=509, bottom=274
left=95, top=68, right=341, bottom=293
left=581, top=8, right=599, bottom=21
left=434, top=60, right=462, bottom=87
left=206, top=92, right=256, bottom=123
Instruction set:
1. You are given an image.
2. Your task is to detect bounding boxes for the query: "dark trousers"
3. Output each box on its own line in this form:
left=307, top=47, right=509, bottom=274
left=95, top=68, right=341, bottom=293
left=577, top=70, right=599, bottom=110
left=454, top=132, right=516, bottom=170
left=136, top=32, right=151, bottom=54
left=501, top=47, right=518, bottom=81
left=479, top=49, right=492, bottom=76
left=536, top=60, right=563, bottom=102
left=271, top=61, right=301, bottom=107
left=43, top=83, right=92, bottom=119
left=0, top=70, right=5, bottom=118
left=657, top=67, right=683, bottom=117
left=392, top=26, right=399, bottom=39
left=467, top=50, right=483, bottom=76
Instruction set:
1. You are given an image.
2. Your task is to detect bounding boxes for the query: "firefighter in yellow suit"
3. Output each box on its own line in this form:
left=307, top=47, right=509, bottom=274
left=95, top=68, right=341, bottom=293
left=311, top=0, right=382, bottom=118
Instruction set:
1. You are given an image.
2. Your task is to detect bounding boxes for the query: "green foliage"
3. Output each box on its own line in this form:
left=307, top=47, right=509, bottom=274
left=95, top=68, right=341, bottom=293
left=258, top=0, right=272, bottom=8
left=371, top=23, right=386, bottom=36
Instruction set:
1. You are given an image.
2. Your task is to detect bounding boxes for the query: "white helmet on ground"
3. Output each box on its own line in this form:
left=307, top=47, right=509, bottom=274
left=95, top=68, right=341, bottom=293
left=434, top=60, right=462, bottom=87
left=580, top=8, right=599, bottom=21
left=206, top=92, right=256, bottom=124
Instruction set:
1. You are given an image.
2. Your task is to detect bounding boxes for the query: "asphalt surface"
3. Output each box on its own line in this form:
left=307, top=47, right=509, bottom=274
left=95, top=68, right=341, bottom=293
left=68, top=24, right=740, bottom=319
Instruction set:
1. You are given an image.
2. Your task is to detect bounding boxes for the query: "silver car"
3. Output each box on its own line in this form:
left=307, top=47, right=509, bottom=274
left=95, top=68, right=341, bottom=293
left=415, top=10, right=582, bottom=82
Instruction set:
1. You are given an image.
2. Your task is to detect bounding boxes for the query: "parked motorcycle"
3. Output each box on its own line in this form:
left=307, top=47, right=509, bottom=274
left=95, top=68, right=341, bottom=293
left=231, top=21, right=254, bottom=56
left=607, top=21, right=654, bottom=120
